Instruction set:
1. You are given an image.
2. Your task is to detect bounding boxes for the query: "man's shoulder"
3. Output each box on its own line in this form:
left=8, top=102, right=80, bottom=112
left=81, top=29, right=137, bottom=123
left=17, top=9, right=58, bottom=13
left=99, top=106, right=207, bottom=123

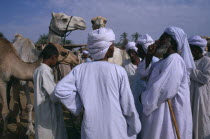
left=167, top=53, right=184, bottom=62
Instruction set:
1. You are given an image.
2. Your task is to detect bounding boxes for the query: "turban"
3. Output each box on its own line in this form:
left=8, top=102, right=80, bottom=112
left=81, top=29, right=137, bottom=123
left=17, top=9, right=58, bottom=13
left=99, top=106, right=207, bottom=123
left=82, top=50, right=89, bottom=55
left=125, top=42, right=137, bottom=52
left=188, top=35, right=207, bottom=52
left=87, top=28, right=115, bottom=60
left=137, top=34, right=154, bottom=53
left=164, top=26, right=195, bottom=70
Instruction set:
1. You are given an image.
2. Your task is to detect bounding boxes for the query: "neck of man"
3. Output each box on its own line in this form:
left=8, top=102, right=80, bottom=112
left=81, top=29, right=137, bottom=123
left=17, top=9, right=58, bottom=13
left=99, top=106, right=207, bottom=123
left=43, top=60, right=52, bottom=68
left=194, top=55, right=203, bottom=60
left=131, top=57, right=140, bottom=65
left=163, top=48, right=176, bottom=59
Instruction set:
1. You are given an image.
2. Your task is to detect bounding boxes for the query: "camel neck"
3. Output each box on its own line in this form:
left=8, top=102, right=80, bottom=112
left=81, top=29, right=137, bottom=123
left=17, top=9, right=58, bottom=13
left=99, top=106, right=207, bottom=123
left=48, top=29, right=62, bottom=44
left=11, top=55, right=42, bottom=80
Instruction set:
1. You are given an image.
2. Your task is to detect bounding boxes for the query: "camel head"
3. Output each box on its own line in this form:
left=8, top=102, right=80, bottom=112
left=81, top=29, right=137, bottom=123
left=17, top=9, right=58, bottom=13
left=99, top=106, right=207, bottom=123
left=50, top=12, right=86, bottom=36
left=91, top=16, right=107, bottom=30
left=53, top=43, right=79, bottom=65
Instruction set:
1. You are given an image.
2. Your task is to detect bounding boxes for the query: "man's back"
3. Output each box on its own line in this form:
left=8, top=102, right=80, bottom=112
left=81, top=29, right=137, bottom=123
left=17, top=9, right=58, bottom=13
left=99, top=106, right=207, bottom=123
left=56, top=61, right=141, bottom=139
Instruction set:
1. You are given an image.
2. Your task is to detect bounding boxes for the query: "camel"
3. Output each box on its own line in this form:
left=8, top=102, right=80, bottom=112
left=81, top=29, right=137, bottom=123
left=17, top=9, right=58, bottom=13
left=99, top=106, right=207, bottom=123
left=0, top=37, right=79, bottom=136
left=91, top=16, right=129, bottom=65
left=91, top=16, right=107, bottom=30
left=48, top=12, right=86, bottom=81
left=11, top=34, right=41, bottom=135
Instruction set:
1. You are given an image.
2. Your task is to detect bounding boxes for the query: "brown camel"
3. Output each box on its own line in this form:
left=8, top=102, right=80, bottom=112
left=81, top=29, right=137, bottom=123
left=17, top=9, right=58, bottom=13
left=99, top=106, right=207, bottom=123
left=0, top=38, right=79, bottom=136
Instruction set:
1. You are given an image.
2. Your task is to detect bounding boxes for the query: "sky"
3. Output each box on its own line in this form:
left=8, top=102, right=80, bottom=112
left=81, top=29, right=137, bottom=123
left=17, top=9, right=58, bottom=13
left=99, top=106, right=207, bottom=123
left=0, top=0, right=209, bottom=44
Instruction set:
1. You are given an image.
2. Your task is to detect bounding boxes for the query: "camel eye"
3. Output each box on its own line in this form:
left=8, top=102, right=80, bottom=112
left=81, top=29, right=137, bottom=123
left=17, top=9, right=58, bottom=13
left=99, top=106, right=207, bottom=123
left=104, top=20, right=107, bottom=24
left=62, top=18, right=68, bottom=22
left=91, top=20, right=94, bottom=24
left=61, top=51, right=67, bottom=56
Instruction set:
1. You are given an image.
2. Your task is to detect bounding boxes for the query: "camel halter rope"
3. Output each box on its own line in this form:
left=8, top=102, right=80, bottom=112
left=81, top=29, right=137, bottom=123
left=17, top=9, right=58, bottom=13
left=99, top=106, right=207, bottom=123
left=49, top=16, right=74, bottom=47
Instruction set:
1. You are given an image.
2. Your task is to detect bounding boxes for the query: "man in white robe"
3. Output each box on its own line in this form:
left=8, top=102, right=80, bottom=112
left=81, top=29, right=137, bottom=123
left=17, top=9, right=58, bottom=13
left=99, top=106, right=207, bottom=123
left=188, top=35, right=210, bottom=139
left=122, top=42, right=140, bottom=86
left=55, top=28, right=141, bottom=139
left=139, top=27, right=193, bottom=139
left=33, top=44, right=67, bottom=139
left=134, top=34, right=158, bottom=139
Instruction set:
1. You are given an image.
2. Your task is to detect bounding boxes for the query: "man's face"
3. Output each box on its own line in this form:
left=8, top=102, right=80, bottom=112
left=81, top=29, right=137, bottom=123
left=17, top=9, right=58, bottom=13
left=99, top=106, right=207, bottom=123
left=128, top=49, right=138, bottom=60
left=136, top=44, right=146, bottom=59
left=50, top=55, right=58, bottom=67
left=82, top=53, right=89, bottom=59
left=106, top=43, right=115, bottom=58
left=190, top=44, right=202, bottom=60
left=155, top=34, right=172, bottom=56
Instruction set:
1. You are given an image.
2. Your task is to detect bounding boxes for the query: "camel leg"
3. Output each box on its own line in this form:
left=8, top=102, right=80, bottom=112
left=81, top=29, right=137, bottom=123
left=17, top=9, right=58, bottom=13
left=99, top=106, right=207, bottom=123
left=0, top=81, right=9, bottom=136
left=12, top=82, right=21, bottom=123
left=23, top=81, right=35, bottom=136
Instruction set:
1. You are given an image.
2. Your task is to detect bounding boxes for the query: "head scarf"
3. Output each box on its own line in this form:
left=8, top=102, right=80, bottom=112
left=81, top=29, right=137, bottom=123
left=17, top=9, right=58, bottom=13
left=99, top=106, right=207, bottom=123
left=82, top=50, right=90, bottom=55
left=125, top=42, right=137, bottom=52
left=188, top=35, right=207, bottom=52
left=137, top=34, right=154, bottom=53
left=164, top=26, right=196, bottom=70
left=87, top=28, right=115, bottom=60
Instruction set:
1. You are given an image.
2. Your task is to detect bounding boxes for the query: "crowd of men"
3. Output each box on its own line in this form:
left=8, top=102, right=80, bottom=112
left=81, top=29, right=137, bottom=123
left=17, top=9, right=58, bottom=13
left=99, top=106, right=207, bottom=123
left=33, top=26, right=210, bottom=139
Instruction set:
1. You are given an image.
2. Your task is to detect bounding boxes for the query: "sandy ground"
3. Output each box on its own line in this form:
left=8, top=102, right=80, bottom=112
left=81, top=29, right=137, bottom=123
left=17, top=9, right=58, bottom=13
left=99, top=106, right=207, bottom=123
left=0, top=82, right=82, bottom=139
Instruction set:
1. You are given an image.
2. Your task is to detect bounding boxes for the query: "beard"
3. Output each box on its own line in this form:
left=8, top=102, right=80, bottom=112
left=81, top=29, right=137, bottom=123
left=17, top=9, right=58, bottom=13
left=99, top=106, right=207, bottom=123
left=155, top=43, right=170, bottom=57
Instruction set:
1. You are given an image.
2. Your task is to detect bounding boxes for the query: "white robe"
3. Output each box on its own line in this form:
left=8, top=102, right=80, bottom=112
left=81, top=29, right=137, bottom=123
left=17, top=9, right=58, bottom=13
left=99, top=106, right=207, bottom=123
left=190, top=56, right=210, bottom=139
left=33, top=63, right=67, bottom=139
left=55, top=61, right=141, bottom=139
left=122, top=59, right=139, bottom=86
left=140, top=54, right=192, bottom=139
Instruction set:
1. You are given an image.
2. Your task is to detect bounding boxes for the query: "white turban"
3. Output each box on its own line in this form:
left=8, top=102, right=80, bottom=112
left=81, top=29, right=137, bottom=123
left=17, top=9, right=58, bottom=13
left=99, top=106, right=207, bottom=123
left=137, top=34, right=154, bottom=53
left=87, top=28, right=115, bottom=60
left=188, top=35, right=207, bottom=51
left=164, top=26, right=195, bottom=70
left=82, top=50, right=89, bottom=55
left=125, top=42, right=137, bottom=52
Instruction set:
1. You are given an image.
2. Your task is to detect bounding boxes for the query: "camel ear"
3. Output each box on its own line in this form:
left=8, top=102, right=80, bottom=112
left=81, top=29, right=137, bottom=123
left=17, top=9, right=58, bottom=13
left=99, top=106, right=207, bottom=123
left=104, top=19, right=107, bottom=24
left=51, top=12, right=55, bottom=18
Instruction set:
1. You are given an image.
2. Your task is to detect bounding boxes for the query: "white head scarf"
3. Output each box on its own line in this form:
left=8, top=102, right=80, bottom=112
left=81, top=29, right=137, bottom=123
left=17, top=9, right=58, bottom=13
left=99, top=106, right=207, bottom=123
left=87, top=28, right=115, bottom=60
left=82, top=50, right=90, bottom=55
left=137, top=34, right=154, bottom=53
left=125, top=42, right=137, bottom=52
left=188, top=35, right=207, bottom=52
left=164, top=26, right=196, bottom=70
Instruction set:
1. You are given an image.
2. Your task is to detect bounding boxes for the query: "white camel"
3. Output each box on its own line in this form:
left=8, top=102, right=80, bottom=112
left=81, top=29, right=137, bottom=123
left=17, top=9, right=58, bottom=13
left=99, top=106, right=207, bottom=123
left=48, top=12, right=86, bottom=81
left=91, top=16, right=129, bottom=65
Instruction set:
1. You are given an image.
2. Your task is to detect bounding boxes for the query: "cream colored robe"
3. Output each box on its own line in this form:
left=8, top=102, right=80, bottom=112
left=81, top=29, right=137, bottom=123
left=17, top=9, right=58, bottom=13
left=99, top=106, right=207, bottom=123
left=33, top=63, right=67, bottom=139
left=190, top=56, right=210, bottom=139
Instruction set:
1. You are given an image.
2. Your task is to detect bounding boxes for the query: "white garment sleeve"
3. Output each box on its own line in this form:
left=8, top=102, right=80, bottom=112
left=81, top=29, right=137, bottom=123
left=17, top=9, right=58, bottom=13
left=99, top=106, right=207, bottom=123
left=55, top=69, right=83, bottom=116
left=190, top=59, right=210, bottom=84
left=42, top=70, right=59, bottom=103
left=119, top=69, right=141, bottom=136
left=137, top=59, right=152, bottom=80
left=142, top=56, right=184, bottom=116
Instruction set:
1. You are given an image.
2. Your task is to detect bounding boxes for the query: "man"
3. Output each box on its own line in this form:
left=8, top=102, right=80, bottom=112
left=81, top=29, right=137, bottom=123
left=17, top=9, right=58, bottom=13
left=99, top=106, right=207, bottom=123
left=139, top=27, right=193, bottom=139
left=33, top=43, right=67, bottom=139
left=122, top=41, right=140, bottom=85
left=135, top=34, right=159, bottom=81
left=188, top=35, right=210, bottom=139
left=134, top=34, right=158, bottom=139
left=82, top=50, right=92, bottom=63
left=55, top=28, right=141, bottom=139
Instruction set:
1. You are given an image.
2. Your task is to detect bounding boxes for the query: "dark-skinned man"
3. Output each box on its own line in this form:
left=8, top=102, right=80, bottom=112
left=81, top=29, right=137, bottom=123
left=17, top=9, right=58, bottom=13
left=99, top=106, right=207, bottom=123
left=123, top=42, right=140, bottom=86
left=139, top=27, right=193, bottom=139
left=188, top=35, right=210, bottom=139
left=33, top=44, right=67, bottom=139
left=55, top=28, right=141, bottom=139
